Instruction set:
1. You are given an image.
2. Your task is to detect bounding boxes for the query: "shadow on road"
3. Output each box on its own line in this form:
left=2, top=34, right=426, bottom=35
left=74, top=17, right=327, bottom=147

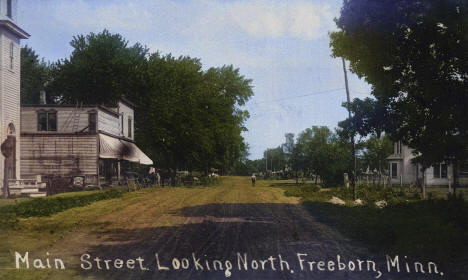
left=77, top=203, right=448, bottom=280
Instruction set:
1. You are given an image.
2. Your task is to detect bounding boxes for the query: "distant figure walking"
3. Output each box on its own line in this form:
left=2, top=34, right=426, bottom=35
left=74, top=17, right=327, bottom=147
left=156, top=171, right=161, bottom=187
left=251, top=173, right=256, bottom=186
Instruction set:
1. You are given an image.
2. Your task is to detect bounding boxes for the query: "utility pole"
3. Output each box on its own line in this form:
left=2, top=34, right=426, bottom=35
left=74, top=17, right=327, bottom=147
left=342, top=57, right=357, bottom=200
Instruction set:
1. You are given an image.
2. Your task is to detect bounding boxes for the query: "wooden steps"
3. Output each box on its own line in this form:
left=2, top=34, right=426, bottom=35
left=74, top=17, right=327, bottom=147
left=8, top=178, right=47, bottom=198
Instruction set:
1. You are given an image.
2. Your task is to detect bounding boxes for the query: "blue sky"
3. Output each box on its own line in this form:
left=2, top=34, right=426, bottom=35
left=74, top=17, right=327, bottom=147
left=19, top=0, right=372, bottom=159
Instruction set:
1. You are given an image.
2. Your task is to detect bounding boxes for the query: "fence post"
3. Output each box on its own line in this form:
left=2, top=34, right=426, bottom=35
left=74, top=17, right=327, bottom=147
left=400, top=174, right=403, bottom=188
left=422, top=173, right=426, bottom=199
left=344, top=173, right=349, bottom=188
left=448, top=175, right=452, bottom=194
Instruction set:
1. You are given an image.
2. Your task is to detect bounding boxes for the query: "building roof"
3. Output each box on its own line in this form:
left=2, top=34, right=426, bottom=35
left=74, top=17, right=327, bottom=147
left=21, top=104, right=120, bottom=117
left=119, top=97, right=136, bottom=109
left=386, top=154, right=403, bottom=160
left=0, top=20, right=30, bottom=39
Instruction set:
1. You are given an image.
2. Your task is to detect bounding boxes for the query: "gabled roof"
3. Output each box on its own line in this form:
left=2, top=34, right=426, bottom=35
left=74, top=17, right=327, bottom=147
left=386, top=154, right=403, bottom=160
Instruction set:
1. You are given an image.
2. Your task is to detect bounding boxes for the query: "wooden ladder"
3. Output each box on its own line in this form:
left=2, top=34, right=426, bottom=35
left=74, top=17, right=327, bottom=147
left=71, top=102, right=82, bottom=132
left=61, top=102, right=82, bottom=132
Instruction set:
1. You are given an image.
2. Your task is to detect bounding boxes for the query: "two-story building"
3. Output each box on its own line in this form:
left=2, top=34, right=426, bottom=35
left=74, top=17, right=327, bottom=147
left=386, top=141, right=468, bottom=186
left=20, top=98, right=152, bottom=186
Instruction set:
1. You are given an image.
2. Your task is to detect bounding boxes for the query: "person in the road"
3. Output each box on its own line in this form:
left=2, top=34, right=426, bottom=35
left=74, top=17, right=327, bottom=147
left=251, top=173, right=256, bottom=186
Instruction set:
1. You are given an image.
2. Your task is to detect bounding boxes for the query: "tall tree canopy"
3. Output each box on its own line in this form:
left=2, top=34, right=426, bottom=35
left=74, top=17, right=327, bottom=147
left=47, top=29, right=148, bottom=105
left=135, top=54, right=252, bottom=176
left=289, top=126, right=352, bottom=186
left=331, top=1, right=468, bottom=178
left=20, top=46, right=50, bottom=104
left=338, top=97, right=391, bottom=140
left=43, top=30, right=253, bottom=177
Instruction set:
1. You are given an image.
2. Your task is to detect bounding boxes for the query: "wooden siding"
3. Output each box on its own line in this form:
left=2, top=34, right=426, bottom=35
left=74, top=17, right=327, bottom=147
left=20, top=134, right=98, bottom=177
left=118, top=100, right=134, bottom=141
left=21, top=106, right=94, bottom=133
left=0, top=28, right=22, bottom=187
left=98, top=110, right=120, bottom=136
left=21, top=106, right=123, bottom=137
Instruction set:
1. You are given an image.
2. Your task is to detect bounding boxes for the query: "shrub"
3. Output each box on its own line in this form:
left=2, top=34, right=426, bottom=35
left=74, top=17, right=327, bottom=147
left=199, top=176, right=220, bottom=186
left=0, top=188, right=123, bottom=229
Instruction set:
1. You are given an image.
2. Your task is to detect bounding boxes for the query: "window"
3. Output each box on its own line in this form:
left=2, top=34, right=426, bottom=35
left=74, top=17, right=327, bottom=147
left=37, top=111, right=47, bottom=131
left=121, top=114, right=124, bottom=134
left=391, top=163, right=398, bottom=178
left=460, top=161, right=468, bottom=177
left=441, top=164, right=447, bottom=178
left=88, top=111, right=97, bottom=132
left=9, top=42, right=13, bottom=70
left=37, top=110, right=57, bottom=131
left=7, top=0, right=12, bottom=18
left=433, top=163, right=448, bottom=178
left=394, top=141, right=402, bottom=155
left=128, top=117, right=132, bottom=138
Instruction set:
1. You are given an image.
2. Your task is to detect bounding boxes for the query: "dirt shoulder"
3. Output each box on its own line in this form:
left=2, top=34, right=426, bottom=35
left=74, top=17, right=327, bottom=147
left=1, top=177, right=441, bottom=279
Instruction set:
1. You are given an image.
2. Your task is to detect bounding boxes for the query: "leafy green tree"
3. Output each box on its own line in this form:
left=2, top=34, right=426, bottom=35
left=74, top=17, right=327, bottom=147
left=290, top=126, right=352, bottom=186
left=264, top=147, right=286, bottom=173
left=360, top=135, right=393, bottom=174
left=331, top=0, right=468, bottom=190
left=20, top=46, right=50, bottom=104
left=47, top=30, right=253, bottom=182
left=48, top=29, right=148, bottom=105
left=338, top=97, right=391, bottom=140
left=135, top=54, right=253, bottom=182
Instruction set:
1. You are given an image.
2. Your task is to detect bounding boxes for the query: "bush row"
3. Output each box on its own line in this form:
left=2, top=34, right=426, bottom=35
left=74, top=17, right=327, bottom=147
left=284, top=184, right=421, bottom=204
left=0, top=188, right=124, bottom=228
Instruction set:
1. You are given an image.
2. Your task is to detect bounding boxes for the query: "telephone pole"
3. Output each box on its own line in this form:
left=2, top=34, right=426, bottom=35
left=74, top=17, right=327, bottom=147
left=342, top=57, right=357, bottom=200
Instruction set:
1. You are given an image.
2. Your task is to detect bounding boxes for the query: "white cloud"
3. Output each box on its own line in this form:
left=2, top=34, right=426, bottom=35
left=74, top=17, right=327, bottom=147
left=20, top=0, right=368, bottom=159
left=228, top=1, right=332, bottom=40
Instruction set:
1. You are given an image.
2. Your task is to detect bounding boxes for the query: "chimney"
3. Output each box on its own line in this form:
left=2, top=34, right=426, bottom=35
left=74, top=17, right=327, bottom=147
left=39, top=90, right=46, bottom=104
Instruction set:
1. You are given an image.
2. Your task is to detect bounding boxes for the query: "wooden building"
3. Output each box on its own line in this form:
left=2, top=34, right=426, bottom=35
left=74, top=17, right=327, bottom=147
left=0, top=0, right=29, bottom=196
left=20, top=99, right=153, bottom=186
left=387, top=141, right=468, bottom=187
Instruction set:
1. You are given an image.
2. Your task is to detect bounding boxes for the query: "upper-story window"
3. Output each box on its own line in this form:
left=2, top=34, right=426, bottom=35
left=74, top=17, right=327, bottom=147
left=88, top=111, right=97, bottom=132
left=121, top=114, right=124, bottom=134
left=128, top=117, right=132, bottom=138
left=7, top=0, right=12, bottom=18
left=394, top=141, right=401, bottom=155
left=9, top=42, right=13, bottom=70
left=433, top=163, right=448, bottom=178
left=38, top=110, right=57, bottom=131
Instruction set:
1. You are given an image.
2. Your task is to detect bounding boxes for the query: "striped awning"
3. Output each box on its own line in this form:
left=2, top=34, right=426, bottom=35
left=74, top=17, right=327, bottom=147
left=99, top=134, right=153, bottom=165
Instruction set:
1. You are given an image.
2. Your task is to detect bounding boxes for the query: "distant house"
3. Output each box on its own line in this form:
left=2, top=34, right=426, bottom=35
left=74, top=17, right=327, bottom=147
left=386, top=141, right=468, bottom=186
left=20, top=98, right=153, bottom=186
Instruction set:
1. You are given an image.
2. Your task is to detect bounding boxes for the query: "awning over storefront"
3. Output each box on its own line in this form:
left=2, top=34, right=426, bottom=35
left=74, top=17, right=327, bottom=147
left=99, top=134, right=153, bottom=165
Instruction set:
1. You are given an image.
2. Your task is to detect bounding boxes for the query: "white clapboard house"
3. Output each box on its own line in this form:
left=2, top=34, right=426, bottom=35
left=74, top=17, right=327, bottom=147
left=0, top=0, right=30, bottom=196
left=386, top=141, right=468, bottom=186
left=20, top=98, right=153, bottom=188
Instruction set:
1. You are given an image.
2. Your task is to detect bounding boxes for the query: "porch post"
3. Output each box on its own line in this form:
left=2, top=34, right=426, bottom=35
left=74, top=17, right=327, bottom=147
left=117, top=161, right=121, bottom=183
left=448, top=174, right=452, bottom=194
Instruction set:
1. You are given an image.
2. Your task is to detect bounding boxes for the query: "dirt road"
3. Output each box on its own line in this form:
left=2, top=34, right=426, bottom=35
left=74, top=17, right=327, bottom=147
left=6, top=177, right=433, bottom=279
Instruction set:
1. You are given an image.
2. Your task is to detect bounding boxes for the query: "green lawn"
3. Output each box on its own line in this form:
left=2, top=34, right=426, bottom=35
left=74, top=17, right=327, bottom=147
left=1, top=178, right=466, bottom=279
left=276, top=181, right=468, bottom=278
left=0, top=177, right=299, bottom=280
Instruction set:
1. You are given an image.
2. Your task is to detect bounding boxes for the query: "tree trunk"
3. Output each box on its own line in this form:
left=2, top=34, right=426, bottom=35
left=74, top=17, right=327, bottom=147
left=422, top=169, right=426, bottom=199
left=171, top=169, right=177, bottom=187
left=452, top=159, right=458, bottom=195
